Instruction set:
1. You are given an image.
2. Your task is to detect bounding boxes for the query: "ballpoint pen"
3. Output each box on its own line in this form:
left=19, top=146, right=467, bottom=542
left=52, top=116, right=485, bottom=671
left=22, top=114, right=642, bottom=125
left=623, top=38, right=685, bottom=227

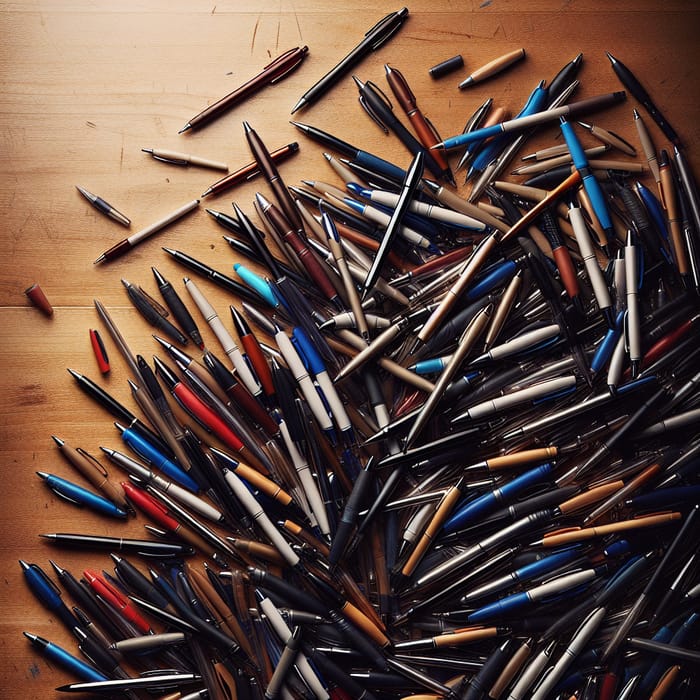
left=56, top=673, right=203, bottom=694
left=384, top=63, right=454, bottom=183
left=658, top=148, right=691, bottom=284
left=624, top=229, right=642, bottom=377
left=151, top=267, right=203, bottom=349
left=142, top=147, right=228, bottom=170
left=403, top=305, right=491, bottom=451
left=361, top=150, right=424, bottom=300
left=180, top=46, right=308, bottom=132
left=37, top=471, right=128, bottom=518
left=121, top=278, right=189, bottom=345
left=183, top=276, right=262, bottom=398
left=76, top=185, right=130, bottom=226
left=353, top=76, right=446, bottom=183
left=94, top=199, right=199, bottom=264
left=19, top=560, right=83, bottom=631
left=459, top=49, right=526, bottom=89
left=606, top=51, right=681, bottom=147
left=24, top=632, right=109, bottom=683
left=433, top=91, right=626, bottom=150
left=41, top=532, right=194, bottom=556
left=291, top=8, right=408, bottom=113
left=510, top=144, right=608, bottom=175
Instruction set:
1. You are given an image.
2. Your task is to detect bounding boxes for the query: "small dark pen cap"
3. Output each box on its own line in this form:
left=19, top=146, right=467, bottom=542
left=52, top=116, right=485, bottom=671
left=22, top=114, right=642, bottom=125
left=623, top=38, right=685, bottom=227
left=25, top=283, right=54, bottom=316
left=429, top=54, right=464, bottom=79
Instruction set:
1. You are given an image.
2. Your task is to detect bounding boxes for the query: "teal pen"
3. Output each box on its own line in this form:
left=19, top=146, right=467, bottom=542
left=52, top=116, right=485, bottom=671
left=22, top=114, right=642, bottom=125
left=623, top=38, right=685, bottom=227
left=36, top=471, right=127, bottom=518
left=233, top=262, right=279, bottom=308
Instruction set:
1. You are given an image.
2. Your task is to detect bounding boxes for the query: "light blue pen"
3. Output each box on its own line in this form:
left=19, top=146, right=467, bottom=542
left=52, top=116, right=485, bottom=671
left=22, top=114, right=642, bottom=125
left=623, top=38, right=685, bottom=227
left=233, top=262, right=279, bottom=308
left=560, top=117, right=614, bottom=238
left=444, top=462, right=553, bottom=533
left=36, top=471, right=127, bottom=518
left=115, top=423, right=199, bottom=493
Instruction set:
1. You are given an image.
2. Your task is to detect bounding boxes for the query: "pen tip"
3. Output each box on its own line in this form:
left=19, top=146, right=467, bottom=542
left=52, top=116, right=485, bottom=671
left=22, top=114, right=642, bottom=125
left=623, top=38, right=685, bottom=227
left=242, top=120, right=252, bottom=132
left=36, top=471, right=48, bottom=479
left=141, top=148, right=153, bottom=154
left=605, top=51, right=616, bottom=63
left=178, top=124, right=191, bottom=134
left=290, top=99, right=305, bottom=114
left=50, top=435, right=64, bottom=446
left=93, top=254, right=105, bottom=264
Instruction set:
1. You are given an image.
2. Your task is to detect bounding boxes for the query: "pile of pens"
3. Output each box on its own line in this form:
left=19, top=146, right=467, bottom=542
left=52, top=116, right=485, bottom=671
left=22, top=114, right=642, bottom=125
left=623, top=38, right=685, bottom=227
left=21, top=7, right=700, bottom=700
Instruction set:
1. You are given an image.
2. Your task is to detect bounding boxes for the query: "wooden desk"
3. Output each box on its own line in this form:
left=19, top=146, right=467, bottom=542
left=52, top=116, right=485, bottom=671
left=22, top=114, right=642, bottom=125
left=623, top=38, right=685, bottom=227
left=1, top=1, right=698, bottom=697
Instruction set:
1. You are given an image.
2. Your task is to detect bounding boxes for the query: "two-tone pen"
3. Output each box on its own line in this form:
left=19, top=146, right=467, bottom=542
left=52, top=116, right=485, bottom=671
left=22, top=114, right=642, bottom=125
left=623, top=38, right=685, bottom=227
left=37, top=471, right=128, bottom=518
left=121, top=278, right=188, bottom=345
left=76, top=185, right=130, bottom=226
left=151, top=267, right=203, bottom=348
left=142, top=147, right=228, bottom=170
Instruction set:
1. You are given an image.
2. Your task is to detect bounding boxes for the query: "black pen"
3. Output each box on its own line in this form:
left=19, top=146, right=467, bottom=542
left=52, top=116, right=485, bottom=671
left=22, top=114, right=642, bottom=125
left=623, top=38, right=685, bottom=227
left=291, top=8, right=409, bottom=113
left=40, top=533, right=195, bottom=557
left=353, top=76, right=446, bottom=182
left=151, top=267, right=203, bottom=349
left=606, top=51, right=681, bottom=147
left=121, top=278, right=189, bottom=345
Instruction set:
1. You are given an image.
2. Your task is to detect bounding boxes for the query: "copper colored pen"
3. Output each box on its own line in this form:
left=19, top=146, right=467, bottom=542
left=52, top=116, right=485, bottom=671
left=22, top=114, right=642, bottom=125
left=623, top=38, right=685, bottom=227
left=201, top=142, right=299, bottom=198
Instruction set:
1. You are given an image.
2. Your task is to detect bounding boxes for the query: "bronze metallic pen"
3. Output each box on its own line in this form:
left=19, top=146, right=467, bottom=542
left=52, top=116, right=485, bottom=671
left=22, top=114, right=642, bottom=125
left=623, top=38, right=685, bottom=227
left=180, top=46, right=308, bottom=132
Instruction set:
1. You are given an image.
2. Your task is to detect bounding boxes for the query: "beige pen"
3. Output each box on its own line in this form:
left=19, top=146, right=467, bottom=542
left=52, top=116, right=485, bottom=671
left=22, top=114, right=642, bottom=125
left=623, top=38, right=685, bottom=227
left=512, top=146, right=608, bottom=175
left=633, top=108, right=661, bottom=185
left=142, top=148, right=228, bottom=171
left=94, top=199, right=199, bottom=264
left=458, top=48, right=525, bottom=88
left=577, top=120, right=637, bottom=156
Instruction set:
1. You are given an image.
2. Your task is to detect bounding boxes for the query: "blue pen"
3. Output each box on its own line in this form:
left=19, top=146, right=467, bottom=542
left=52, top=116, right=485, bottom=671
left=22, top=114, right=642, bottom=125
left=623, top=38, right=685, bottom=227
left=560, top=117, right=614, bottom=238
left=292, top=327, right=353, bottom=440
left=409, top=356, right=450, bottom=375
left=36, top=471, right=127, bottom=519
left=468, top=82, right=551, bottom=178
left=465, top=260, right=518, bottom=302
left=635, top=180, right=673, bottom=263
left=467, top=568, right=599, bottom=624
left=590, top=310, right=625, bottom=374
left=232, top=263, right=279, bottom=308
left=444, top=463, right=553, bottom=533
left=116, top=423, right=199, bottom=493
left=461, top=546, right=583, bottom=603
left=19, top=560, right=83, bottom=631
left=23, top=632, right=109, bottom=682
left=626, top=485, right=700, bottom=511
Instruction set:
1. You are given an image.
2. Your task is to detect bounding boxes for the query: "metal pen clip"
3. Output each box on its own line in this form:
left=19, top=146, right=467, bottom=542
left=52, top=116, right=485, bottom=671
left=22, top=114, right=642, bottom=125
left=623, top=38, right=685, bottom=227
left=76, top=447, right=109, bottom=478
left=48, top=484, right=87, bottom=508
left=268, top=47, right=306, bottom=84
left=358, top=80, right=394, bottom=133
left=141, top=149, right=189, bottom=167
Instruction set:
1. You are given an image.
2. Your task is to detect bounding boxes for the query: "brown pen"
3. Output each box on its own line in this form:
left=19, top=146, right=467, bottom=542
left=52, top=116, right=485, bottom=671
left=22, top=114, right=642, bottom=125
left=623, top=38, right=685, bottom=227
left=659, top=148, right=691, bottom=279
left=385, top=63, right=453, bottom=182
left=577, top=120, right=637, bottom=156
left=180, top=47, right=308, bottom=133
left=201, top=143, right=299, bottom=198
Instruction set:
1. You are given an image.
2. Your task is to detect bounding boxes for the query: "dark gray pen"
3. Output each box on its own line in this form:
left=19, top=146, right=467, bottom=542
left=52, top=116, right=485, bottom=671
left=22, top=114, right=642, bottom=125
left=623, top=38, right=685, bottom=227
left=361, top=150, right=424, bottom=301
left=76, top=185, right=130, bottom=226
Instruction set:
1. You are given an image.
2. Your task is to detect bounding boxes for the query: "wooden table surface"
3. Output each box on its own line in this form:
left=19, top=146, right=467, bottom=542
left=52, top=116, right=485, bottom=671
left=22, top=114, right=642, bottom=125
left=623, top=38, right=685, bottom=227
left=1, top=1, right=698, bottom=697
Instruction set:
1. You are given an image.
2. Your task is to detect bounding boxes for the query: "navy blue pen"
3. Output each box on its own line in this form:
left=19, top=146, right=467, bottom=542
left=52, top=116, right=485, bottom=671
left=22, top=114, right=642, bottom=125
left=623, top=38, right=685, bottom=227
left=19, top=560, right=83, bottom=632
left=116, top=423, right=199, bottom=493
left=465, top=259, right=519, bottom=302
left=444, top=463, right=554, bottom=534
left=461, top=546, right=582, bottom=603
left=626, top=485, right=700, bottom=511
left=36, top=471, right=127, bottom=518
left=23, top=632, right=109, bottom=682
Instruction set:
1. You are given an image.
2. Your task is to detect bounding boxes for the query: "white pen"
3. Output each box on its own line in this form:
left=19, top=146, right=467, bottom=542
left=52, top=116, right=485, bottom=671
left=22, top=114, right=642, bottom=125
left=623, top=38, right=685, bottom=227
left=624, top=230, right=642, bottom=376
left=183, top=277, right=262, bottom=398
left=452, top=375, right=577, bottom=422
left=222, top=469, right=300, bottom=567
left=470, top=323, right=561, bottom=366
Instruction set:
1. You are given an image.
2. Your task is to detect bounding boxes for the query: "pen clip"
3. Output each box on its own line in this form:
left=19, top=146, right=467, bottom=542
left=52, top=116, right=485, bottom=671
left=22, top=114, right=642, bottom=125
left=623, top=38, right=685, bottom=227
left=267, top=47, right=306, bottom=84
left=49, top=485, right=86, bottom=508
left=358, top=81, right=393, bottom=133
left=76, top=447, right=109, bottom=479
left=422, top=113, right=445, bottom=144
left=150, top=153, right=189, bottom=167
left=367, top=11, right=405, bottom=50
left=137, top=286, right=170, bottom=317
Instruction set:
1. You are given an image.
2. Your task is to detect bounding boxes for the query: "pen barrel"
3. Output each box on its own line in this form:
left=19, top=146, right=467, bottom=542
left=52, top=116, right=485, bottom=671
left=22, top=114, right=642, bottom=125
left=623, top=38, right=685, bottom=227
left=240, top=333, right=275, bottom=397
left=569, top=206, right=612, bottom=309
left=128, top=200, right=199, bottom=246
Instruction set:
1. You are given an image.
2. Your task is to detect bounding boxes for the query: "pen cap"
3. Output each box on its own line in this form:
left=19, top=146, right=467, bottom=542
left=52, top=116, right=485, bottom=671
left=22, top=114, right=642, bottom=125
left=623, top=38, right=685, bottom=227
left=25, top=282, right=54, bottom=316
left=428, top=54, right=464, bottom=79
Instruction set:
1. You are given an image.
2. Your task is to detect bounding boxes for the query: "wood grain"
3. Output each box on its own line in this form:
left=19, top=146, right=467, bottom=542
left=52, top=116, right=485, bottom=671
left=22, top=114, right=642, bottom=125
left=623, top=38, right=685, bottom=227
left=1, top=1, right=698, bottom=696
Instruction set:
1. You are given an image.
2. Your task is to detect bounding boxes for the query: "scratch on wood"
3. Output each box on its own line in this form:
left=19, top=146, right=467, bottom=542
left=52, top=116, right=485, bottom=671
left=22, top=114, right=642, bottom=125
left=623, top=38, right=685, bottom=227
left=29, top=663, right=40, bottom=679
left=480, top=0, right=493, bottom=7
left=85, top=121, right=96, bottom=128
left=251, top=16, right=260, bottom=52
left=18, top=384, right=47, bottom=407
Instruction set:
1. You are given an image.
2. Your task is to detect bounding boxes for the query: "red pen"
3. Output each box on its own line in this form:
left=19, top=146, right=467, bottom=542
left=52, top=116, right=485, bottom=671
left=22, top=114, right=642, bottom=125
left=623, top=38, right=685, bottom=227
left=89, top=329, right=110, bottom=374
left=152, top=356, right=245, bottom=454
left=82, top=568, right=152, bottom=634
left=229, top=306, right=275, bottom=399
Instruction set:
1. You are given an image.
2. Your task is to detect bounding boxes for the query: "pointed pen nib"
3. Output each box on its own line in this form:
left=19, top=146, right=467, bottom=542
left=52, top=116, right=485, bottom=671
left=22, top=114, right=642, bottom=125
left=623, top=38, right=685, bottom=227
left=290, top=98, right=306, bottom=115
left=178, top=123, right=192, bottom=134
